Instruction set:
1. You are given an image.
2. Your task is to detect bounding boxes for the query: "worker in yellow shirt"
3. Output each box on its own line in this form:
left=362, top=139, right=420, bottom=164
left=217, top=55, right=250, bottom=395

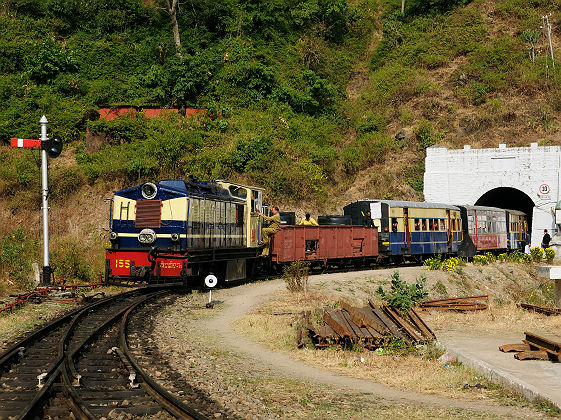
left=298, top=213, right=318, bottom=226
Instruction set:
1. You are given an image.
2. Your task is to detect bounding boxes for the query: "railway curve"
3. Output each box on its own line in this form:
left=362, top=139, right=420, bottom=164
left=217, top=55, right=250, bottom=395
left=0, top=288, right=208, bottom=419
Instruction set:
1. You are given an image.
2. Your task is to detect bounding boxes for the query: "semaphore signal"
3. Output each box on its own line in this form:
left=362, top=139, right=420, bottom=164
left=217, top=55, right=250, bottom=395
left=10, top=138, right=42, bottom=148
left=10, top=116, right=63, bottom=285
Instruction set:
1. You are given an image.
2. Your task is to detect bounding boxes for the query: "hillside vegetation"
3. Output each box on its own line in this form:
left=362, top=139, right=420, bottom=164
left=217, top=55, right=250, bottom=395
left=1, top=0, right=561, bottom=291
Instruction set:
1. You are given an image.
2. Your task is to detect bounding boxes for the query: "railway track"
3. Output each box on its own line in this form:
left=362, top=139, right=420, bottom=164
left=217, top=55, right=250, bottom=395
left=0, top=288, right=208, bottom=419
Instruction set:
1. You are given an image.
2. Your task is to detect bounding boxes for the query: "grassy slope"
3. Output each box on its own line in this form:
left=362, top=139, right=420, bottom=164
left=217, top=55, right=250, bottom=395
left=1, top=0, right=561, bottom=291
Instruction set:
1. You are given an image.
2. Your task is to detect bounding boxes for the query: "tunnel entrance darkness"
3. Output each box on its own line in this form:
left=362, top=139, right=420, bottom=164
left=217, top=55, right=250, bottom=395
left=475, top=187, right=534, bottom=232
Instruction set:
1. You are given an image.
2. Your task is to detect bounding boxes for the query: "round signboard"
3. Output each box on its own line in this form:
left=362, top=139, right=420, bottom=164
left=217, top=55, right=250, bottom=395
left=204, top=274, right=218, bottom=288
left=539, top=184, right=550, bottom=195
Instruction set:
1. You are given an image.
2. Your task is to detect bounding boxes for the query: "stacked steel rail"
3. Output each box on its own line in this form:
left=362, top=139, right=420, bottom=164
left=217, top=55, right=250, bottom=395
left=500, top=332, right=561, bottom=361
left=0, top=282, right=104, bottom=314
left=0, top=289, right=208, bottom=419
left=300, top=300, right=436, bottom=349
left=419, top=295, right=489, bottom=311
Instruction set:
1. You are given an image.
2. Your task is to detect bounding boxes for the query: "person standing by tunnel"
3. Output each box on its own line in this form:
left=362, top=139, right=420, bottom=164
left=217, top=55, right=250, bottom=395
left=542, top=229, right=551, bottom=249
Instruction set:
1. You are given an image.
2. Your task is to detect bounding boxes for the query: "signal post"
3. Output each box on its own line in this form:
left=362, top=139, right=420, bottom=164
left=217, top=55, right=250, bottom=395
left=10, top=116, right=63, bottom=285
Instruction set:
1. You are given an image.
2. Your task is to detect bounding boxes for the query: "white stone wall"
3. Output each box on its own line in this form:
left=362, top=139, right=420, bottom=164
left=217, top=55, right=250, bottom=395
left=424, top=143, right=561, bottom=247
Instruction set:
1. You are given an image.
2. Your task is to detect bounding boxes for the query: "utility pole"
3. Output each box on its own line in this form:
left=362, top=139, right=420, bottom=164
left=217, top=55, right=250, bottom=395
left=543, top=15, right=555, bottom=68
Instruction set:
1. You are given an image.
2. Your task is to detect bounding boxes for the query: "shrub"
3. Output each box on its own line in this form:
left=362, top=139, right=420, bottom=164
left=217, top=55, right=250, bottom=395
left=544, top=248, right=555, bottom=264
left=530, top=246, right=543, bottom=263
left=442, top=257, right=463, bottom=271
left=377, top=270, right=428, bottom=314
left=0, top=228, right=40, bottom=292
left=423, top=257, right=442, bottom=270
left=484, top=252, right=496, bottom=263
left=507, top=250, right=525, bottom=263
left=414, top=120, right=444, bottom=150
left=51, top=240, right=94, bottom=283
left=282, top=261, right=310, bottom=294
left=25, top=39, right=79, bottom=84
left=473, top=255, right=488, bottom=265
left=231, top=136, right=275, bottom=173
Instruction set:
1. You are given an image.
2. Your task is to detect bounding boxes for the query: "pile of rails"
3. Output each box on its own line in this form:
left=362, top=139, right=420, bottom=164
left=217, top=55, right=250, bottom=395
left=500, top=332, right=561, bottom=361
left=419, top=295, right=488, bottom=311
left=518, top=303, right=561, bottom=316
left=0, top=281, right=104, bottom=314
left=298, top=300, right=435, bottom=349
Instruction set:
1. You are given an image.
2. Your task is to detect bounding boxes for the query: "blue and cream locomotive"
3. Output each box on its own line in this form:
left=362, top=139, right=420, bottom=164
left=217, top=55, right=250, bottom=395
left=105, top=177, right=265, bottom=285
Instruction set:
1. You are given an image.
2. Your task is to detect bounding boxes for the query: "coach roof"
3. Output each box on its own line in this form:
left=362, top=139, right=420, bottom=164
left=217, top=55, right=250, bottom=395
left=354, top=199, right=460, bottom=210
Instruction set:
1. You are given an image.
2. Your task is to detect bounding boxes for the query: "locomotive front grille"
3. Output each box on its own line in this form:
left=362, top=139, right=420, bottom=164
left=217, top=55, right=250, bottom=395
left=135, top=199, right=162, bottom=228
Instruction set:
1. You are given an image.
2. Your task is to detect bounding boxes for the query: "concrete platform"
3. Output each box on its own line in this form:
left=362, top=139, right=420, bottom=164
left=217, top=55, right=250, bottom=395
left=439, top=333, right=561, bottom=410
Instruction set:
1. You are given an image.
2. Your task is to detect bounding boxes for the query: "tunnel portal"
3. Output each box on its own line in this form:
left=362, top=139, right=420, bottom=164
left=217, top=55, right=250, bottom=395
left=424, top=143, right=561, bottom=246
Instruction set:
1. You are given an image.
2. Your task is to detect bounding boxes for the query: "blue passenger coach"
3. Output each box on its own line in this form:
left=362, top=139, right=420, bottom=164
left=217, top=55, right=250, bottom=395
left=344, top=200, right=462, bottom=259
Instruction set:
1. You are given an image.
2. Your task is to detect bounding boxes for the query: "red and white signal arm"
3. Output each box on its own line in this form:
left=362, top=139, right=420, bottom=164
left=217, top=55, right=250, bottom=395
left=11, top=138, right=42, bottom=148
left=539, top=184, right=551, bottom=195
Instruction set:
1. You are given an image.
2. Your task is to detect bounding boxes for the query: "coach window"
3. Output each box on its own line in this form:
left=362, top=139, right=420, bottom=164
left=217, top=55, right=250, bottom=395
left=422, top=219, right=427, bottom=231
left=414, top=218, right=420, bottom=230
left=440, top=219, right=445, bottom=231
left=433, top=219, right=439, bottom=231
left=391, top=218, right=398, bottom=232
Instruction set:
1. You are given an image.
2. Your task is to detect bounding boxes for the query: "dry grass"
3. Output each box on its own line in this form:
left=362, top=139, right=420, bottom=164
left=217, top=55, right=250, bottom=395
left=233, top=292, right=511, bottom=402
left=162, top=296, right=512, bottom=420
left=426, top=302, right=561, bottom=340
left=0, top=302, right=73, bottom=350
left=305, top=263, right=549, bottom=308
left=0, top=284, right=129, bottom=350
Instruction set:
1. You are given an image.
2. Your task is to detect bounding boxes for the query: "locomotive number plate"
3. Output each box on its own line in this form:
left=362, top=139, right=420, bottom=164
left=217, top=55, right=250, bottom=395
left=115, top=259, right=130, bottom=268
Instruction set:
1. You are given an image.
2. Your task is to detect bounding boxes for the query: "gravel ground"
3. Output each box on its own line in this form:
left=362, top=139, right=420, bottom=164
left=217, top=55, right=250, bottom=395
left=144, top=290, right=545, bottom=419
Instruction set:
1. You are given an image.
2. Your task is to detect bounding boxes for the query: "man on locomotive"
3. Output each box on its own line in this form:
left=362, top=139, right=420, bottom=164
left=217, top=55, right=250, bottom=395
left=362, top=211, right=374, bottom=227
left=258, top=206, right=281, bottom=256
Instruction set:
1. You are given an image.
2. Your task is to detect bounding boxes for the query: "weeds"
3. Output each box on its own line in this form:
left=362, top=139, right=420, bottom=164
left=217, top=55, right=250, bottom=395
left=544, top=248, right=555, bottom=264
left=376, top=270, right=428, bottom=314
left=282, top=261, right=310, bottom=294
left=530, top=246, right=543, bottom=263
left=0, top=228, right=40, bottom=294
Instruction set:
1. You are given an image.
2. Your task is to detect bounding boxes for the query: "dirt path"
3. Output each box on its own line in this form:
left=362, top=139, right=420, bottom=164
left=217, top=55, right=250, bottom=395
left=203, top=274, right=543, bottom=418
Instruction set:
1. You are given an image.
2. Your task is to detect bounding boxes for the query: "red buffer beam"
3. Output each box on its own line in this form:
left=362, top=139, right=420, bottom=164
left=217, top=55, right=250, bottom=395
left=11, top=138, right=42, bottom=148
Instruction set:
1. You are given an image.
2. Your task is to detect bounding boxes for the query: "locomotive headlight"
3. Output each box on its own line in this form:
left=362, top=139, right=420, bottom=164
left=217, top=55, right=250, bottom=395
left=171, top=233, right=180, bottom=242
left=138, top=228, right=156, bottom=244
left=141, top=182, right=158, bottom=199
left=109, top=232, right=118, bottom=242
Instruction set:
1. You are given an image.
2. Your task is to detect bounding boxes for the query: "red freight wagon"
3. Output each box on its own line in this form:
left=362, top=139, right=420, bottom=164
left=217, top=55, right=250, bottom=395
left=270, top=225, right=378, bottom=264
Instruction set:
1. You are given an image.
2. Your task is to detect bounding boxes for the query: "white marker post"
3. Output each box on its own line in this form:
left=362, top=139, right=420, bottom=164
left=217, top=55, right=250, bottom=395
left=40, top=116, right=51, bottom=285
left=204, top=274, right=218, bottom=307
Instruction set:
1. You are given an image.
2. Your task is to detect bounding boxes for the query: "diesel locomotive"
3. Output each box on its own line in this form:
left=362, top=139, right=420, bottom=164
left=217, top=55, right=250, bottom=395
left=105, top=179, right=528, bottom=286
left=105, top=177, right=266, bottom=285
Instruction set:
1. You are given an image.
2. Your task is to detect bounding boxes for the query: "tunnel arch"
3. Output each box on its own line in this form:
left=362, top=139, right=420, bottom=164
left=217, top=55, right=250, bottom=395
left=475, top=187, right=535, bottom=232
